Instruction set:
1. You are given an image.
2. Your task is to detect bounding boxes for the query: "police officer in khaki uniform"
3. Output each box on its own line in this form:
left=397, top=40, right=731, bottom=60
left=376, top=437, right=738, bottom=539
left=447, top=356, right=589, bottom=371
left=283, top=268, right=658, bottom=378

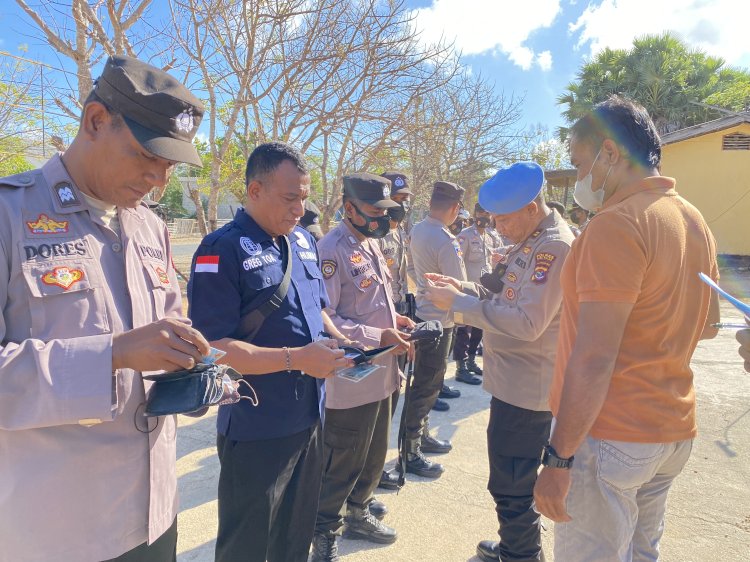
left=403, top=181, right=467, bottom=478
left=378, top=172, right=411, bottom=313
left=311, top=173, right=414, bottom=561
left=454, top=203, right=505, bottom=384
left=0, top=56, right=211, bottom=561
left=375, top=171, right=413, bottom=491
left=423, top=162, right=574, bottom=562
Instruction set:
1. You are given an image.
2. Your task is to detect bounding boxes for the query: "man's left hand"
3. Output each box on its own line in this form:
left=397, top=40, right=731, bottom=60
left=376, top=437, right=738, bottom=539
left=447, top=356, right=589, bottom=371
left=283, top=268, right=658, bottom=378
left=423, top=279, right=461, bottom=311
left=396, top=314, right=415, bottom=330
left=534, top=466, right=572, bottom=523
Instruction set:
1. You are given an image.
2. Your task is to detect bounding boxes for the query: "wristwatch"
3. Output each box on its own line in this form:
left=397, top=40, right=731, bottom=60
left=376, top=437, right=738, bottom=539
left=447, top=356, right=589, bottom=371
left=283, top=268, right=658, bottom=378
left=541, top=444, right=574, bottom=469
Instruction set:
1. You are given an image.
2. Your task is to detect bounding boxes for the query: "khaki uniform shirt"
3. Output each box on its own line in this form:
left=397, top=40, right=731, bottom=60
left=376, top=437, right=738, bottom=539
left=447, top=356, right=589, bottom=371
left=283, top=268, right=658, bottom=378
left=0, top=155, right=182, bottom=561
left=318, top=222, right=400, bottom=409
left=457, top=225, right=504, bottom=283
left=408, top=216, right=466, bottom=328
left=378, top=226, right=408, bottom=305
left=453, top=211, right=574, bottom=411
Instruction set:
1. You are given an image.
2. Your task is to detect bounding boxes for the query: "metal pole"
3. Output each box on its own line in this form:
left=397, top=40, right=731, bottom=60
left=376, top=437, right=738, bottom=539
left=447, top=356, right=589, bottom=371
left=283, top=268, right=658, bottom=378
left=41, top=66, right=45, bottom=158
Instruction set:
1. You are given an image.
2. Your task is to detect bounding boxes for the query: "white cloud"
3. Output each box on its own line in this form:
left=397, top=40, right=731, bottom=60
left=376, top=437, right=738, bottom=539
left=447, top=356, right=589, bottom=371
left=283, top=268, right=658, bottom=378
left=536, top=50, right=553, bottom=71
left=410, top=0, right=562, bottom=71
left=571, top=0, right=750, bottom=68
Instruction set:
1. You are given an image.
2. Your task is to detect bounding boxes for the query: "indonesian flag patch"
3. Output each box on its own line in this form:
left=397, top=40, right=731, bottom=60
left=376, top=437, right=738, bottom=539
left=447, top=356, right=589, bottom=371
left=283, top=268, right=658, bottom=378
left=195, top=255, right=220, bottom=273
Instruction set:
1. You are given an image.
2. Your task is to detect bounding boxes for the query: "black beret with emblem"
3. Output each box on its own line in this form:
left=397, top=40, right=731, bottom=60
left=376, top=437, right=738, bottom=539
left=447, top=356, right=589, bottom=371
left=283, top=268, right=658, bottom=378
left=343, top=172, right=399, bottom=209
left=93, top=55, right=204, bottom=166
left=380, top=171, right=412, bottom=196
left=432, top=180, right=465, bottom=202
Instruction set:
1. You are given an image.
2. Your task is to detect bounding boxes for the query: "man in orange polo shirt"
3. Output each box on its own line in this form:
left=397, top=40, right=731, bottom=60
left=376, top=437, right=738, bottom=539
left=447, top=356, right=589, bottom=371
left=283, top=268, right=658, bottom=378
left=533, top=95, right=721, bottom=562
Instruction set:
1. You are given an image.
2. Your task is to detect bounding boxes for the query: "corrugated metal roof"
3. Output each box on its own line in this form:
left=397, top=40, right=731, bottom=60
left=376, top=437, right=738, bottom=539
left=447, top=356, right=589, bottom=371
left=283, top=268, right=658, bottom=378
left=661, top=114, right=750, bottom=145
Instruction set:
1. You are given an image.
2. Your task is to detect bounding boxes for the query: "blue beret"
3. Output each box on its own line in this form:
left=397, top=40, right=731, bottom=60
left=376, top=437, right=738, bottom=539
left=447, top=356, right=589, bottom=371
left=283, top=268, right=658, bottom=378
left=478, top=162, right=544, bottom=215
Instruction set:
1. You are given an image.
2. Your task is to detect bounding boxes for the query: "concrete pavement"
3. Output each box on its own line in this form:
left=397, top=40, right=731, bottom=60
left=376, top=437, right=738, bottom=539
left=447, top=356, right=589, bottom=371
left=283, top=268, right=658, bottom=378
left=175, top=296, right=750, bottom=562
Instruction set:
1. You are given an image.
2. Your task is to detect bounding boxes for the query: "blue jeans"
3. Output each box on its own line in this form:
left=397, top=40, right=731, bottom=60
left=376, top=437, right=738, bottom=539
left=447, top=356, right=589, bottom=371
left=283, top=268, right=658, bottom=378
left=555, top=435, right=692, bottom=562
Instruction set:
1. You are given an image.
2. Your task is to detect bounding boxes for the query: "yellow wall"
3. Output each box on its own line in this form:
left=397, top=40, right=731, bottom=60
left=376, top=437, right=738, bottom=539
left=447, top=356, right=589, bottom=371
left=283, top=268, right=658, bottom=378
left=661, top=123, right=750, bottom=255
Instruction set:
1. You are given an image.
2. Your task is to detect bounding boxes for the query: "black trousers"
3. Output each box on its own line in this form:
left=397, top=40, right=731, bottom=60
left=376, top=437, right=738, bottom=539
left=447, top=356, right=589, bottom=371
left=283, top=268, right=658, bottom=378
left=104, top=519, right=177, bottom=562
left=215, top=422, right=323, bottom=562
left=453, top=325, right=484, bottom=361
left=316, top=396, right=391, bottom=534
left=404, top=325, right=455, bottom=441
left=487, top=397, right=552, bottom=562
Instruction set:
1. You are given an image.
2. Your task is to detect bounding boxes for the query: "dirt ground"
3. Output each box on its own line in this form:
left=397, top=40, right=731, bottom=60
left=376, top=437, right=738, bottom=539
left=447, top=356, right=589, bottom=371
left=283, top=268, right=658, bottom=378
left=173, top=265, right=750, bottom=561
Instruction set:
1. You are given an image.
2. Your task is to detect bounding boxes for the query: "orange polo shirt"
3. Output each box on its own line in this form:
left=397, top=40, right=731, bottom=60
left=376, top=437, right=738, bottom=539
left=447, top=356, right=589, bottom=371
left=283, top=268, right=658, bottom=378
left=549, top=176, right=718, bottom=443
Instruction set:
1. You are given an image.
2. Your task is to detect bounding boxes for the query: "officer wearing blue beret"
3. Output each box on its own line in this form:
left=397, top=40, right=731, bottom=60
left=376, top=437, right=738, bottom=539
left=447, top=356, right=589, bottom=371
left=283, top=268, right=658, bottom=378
left=423, top=161, right=574, bottom=562
left=188, top=142, right=353, bottom=562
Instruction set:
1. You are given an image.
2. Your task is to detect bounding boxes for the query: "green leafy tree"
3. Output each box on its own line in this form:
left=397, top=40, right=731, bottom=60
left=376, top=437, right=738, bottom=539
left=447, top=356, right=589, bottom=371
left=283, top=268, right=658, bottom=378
left=558, top=33, right=750, bottom=136
left=159, top=174, right=188, bottom=220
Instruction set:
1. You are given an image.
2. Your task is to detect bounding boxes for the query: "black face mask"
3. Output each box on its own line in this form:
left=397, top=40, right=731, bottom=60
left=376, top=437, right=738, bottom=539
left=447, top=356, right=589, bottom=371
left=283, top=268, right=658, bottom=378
left=449, top=220, right=464, bottom=235
left=387, top=202, right=408, bottom=223
left=475, top=217, right=491, bottom=228
left=350, top=204, right=390, bottom=238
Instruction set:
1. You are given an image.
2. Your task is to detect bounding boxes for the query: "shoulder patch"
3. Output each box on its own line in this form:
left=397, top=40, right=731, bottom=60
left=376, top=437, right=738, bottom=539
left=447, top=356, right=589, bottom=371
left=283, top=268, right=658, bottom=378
left=531, top=252, right=556, bottom=284
left=321, top=260, right=337, bottom=279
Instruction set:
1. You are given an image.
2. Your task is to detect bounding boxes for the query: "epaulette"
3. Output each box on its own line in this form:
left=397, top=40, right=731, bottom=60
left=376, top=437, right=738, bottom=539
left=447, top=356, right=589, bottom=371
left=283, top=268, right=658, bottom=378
left=0, top=170, right=37, bottom=189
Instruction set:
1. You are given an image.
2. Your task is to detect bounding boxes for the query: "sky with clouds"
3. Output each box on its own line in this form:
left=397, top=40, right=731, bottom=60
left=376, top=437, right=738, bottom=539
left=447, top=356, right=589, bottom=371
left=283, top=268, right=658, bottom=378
left=407, top=0, right=750, bottom=132
left=1, top=0, right=748, bottom=136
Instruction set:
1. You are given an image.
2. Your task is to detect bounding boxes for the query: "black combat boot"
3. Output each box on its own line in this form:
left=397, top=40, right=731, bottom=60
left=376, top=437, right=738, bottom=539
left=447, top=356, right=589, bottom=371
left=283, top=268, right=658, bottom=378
left=466, top=355, right=483, bottom=376
left=310, top=533, right=339, bottom=562
left=420, top=424, right=452, bottom=454
left=377, top=468, right=401, bottom=490
left=455, top=360, right=482, bottom=385
left=343, top=504, right=397, bottom=544
left=368, top=498, right=387, bottom=520
left=439, top=383, right=461, bottom=399
left=399, top=439, right=445, bottom=478
left=431, top=398, right=450, bottom=411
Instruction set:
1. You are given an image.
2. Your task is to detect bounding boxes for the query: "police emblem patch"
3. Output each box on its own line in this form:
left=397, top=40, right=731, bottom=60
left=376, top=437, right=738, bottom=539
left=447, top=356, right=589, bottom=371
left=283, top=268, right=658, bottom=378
left=359, top=277, right=374, bottom=289
left=175, top=110, right=194, bottom=133
left=240, top=237, right=262, bottom=256
left=26, top=214, right=69, bottom=234
left=531, top=252, right=556, bottom=284
left=350, top=252, right=363, bottom=264
left=41, top=266, right=84, bottom=290
left=383, top=186, right=391, bottom=198
left=394, top=177, right=405, bottom=188
left=54, top=182, right=79, bottom=208
left=504, top=287, right=515, bottom=300
left=295, top=231, right=310, bottom=249
left=522, top=246, right=532, bottom=255
left=322, top=260, right=337, bottom=279
left=386, top=257, right=395, bottom=267
left=506, top=272, right=517, bottom=283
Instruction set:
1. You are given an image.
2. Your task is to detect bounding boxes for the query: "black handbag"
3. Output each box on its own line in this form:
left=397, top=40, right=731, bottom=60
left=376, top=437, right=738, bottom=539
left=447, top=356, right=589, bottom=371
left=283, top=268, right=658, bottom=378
left=406, top=320, right=443, bottom=343
left=142, top=363, right=257, bottom=417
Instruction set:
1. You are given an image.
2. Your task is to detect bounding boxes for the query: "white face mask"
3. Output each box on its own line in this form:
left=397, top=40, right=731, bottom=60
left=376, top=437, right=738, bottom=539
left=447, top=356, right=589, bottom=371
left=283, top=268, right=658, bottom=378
left=574, top=147, right=612, bottom=212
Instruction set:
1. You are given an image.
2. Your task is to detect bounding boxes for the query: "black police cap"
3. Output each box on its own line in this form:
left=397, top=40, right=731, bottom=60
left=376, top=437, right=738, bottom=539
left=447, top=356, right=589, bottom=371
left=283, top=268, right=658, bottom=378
left=380, top=171, right=412, bottom=196
left=343, top=173, right=399, bottom=208
left=94, top=55, right=204, bottom=166
left=432, top=180, right=465, bottom=201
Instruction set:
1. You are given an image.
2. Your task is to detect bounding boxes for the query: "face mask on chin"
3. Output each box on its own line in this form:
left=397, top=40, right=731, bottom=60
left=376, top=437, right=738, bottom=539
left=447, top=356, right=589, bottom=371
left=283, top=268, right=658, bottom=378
left=349, top=203, right=390, bottom=238
left=387, top=202, right=408, bottom=224
left=573, top=147, right=612, bottom=212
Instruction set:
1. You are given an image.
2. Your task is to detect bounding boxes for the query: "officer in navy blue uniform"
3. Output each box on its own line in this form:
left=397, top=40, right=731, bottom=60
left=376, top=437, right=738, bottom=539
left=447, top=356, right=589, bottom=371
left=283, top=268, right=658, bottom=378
left=188, top=142, right=352, bottom=562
